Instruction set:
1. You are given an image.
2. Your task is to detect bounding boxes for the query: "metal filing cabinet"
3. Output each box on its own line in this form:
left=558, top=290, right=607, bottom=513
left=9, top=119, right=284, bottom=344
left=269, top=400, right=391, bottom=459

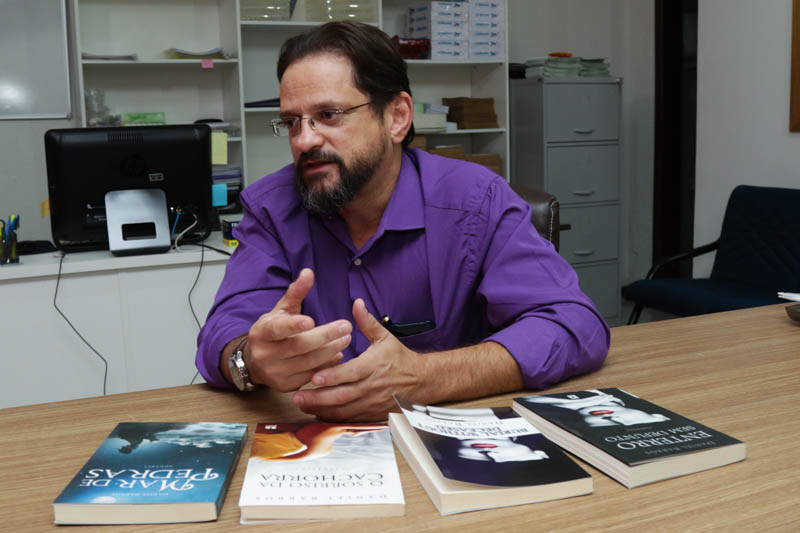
left=510, top=76, right=622, bottom=324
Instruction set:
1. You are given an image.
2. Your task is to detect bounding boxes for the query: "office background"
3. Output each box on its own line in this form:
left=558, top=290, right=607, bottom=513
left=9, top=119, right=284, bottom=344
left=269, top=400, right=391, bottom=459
left=2, top=0, right=797, bottom=296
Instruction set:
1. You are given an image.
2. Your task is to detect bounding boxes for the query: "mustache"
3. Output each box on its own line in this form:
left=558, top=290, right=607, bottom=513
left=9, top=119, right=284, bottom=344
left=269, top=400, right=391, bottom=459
left=297, top=149, right=344, bottom=169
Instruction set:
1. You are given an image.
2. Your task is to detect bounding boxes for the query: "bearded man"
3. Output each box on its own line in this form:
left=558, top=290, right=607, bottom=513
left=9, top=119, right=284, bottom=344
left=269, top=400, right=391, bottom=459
left=195, top=21, right=609, bottom=421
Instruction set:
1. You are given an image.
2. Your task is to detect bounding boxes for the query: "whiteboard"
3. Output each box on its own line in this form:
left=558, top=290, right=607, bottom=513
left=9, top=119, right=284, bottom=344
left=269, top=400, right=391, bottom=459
left=0, top=0, right=71, bottom=119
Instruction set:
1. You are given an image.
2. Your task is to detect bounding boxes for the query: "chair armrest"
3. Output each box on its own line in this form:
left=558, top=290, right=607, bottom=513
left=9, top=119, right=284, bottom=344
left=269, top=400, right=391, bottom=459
left=645, top=240, right=720, bottom=279
left=510, top=184, right=560, bottom=251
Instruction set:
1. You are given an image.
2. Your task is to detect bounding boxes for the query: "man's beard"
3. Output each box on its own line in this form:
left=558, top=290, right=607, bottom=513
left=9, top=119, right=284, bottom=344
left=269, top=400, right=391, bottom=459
left=294, top=136, right=386, bottom=215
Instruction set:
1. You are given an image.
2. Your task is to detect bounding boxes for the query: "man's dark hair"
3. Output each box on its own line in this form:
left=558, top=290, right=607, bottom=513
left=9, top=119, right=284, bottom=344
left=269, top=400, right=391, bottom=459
left=277, top=21, right=415, bottom=148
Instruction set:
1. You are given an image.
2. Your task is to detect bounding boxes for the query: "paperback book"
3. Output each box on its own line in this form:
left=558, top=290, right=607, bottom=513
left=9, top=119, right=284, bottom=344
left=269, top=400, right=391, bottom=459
left=513, top=388, right=747, bottom=488
left=389, top=396, right=592, bottom=515
left=238, top=421, right=405, bottom=522
left=53, top=422, right=248, bottom=524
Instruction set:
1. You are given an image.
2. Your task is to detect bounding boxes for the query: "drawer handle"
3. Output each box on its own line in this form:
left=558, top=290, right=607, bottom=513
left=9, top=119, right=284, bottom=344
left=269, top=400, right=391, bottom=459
left=559, top=223, right=572, bottom=231
left=572, top=189, right=596, bottom=196
left=573, top=128, right=595, bottom=134
left=572, top=249, right=596, bottom=256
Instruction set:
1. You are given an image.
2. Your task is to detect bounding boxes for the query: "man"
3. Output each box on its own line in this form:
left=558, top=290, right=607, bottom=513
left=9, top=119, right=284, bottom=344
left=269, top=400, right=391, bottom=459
left=196, top=21, right=609, bottom=421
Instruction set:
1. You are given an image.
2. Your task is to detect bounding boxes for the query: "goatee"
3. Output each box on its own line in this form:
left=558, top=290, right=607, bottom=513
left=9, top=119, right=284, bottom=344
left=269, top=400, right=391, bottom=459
left=294, top=138, right=385, bottom=215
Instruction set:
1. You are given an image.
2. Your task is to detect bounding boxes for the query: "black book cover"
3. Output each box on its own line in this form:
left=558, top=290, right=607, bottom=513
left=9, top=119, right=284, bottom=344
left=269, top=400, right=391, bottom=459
left=514, top=388, right=743, bottom=465
left=396, top=397, right=589, bottom=487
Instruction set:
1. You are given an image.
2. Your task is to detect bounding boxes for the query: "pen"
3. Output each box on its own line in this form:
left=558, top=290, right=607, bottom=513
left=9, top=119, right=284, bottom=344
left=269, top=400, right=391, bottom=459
left=380, top=315, right=435, bottom=338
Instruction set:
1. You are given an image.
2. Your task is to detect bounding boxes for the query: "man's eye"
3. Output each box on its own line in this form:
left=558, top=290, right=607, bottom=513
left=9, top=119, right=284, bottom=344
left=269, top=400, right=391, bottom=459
left=282, top=118, right=299, bottom=127
left=318, top=110, right=340, bottom=122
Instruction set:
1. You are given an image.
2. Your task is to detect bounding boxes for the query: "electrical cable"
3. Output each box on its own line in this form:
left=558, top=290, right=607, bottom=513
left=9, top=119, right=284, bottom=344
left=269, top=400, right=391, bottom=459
left=53, top=252, right=108, bottom=396
left=172, top=212, right=199, bottom=251
left=184, top=242, right=233, bottom=256
left=188, top=244, right=204, bottom=385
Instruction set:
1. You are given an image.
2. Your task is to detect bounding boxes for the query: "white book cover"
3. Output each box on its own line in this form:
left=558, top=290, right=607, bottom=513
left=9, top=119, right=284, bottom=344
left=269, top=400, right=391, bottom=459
left=238, top=422, right=404, bottom=521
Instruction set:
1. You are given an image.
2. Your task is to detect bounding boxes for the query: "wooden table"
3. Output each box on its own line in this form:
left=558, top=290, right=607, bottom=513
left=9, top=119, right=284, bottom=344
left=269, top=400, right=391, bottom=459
left=2, top=304, right=799, bottom=531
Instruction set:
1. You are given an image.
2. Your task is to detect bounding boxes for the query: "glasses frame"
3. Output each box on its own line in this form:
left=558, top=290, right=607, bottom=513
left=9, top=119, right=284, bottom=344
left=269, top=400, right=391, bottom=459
left=270, top=101, right=372, bottom=137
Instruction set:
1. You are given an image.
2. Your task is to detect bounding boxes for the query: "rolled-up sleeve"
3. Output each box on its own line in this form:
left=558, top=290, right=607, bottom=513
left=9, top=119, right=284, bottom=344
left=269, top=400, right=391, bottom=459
left=195, top=191, right=291, bottom=387
left=480, top=179, right=610, bottom=389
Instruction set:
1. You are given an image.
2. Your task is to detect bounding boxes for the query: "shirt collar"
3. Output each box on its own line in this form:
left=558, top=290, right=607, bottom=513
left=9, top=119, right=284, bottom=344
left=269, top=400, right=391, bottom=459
left=379, top=150, right=425, bottom=232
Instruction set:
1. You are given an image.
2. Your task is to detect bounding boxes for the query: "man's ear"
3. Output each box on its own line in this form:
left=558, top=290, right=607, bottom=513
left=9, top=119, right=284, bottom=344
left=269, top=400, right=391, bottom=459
left=386, top=91, right=414, bottom=145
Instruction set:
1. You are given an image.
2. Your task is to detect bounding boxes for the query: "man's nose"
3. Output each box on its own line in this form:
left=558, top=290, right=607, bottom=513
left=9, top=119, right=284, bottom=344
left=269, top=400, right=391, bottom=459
left=291, top=119, right=324, bottom=153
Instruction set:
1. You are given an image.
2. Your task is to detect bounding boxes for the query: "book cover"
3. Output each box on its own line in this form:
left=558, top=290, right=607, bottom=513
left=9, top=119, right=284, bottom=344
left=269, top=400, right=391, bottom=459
left=238, top=422, right=405, bottom=522
left=390, top=396, right=592, bottom=515
left=513, top=388, right=746, bottom=487
left=53, top=422, right=248, bottom=524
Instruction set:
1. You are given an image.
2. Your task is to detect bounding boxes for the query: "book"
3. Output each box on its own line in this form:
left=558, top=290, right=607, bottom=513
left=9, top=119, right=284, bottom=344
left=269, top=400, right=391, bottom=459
left=513, top=388, right=747, bottom=488
left=52, top=422, right=247, bottom=525
left=238, top=422, right=405, bottom=522
left=388, top=397, right=592, bottom=515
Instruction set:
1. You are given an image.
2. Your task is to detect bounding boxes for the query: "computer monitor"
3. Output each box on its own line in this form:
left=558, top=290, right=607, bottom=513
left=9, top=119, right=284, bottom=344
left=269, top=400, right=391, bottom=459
left=44, top=124, right=214, bottom=253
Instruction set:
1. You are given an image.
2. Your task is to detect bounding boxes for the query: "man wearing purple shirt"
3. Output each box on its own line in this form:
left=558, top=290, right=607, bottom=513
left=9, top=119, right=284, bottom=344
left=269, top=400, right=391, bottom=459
left=196, top=22, right=609, bottom=421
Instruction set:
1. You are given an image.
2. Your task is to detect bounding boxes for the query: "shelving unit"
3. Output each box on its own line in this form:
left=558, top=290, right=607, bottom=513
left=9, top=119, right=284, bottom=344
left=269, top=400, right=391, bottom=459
left=70, top=0, right=246, bottom=173
left=70, top=0, right=510, bottom=185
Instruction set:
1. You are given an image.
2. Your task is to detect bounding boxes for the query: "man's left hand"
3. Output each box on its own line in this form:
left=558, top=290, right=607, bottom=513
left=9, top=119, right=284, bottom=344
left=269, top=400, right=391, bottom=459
left=291, top=298, right=426, bottom=421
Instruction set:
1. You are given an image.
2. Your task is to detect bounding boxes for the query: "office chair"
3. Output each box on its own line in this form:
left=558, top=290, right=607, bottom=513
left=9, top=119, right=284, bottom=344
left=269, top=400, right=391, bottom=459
left=511, top=184, right=561, bottom=251
left=623, top=184, right=800, bottom=324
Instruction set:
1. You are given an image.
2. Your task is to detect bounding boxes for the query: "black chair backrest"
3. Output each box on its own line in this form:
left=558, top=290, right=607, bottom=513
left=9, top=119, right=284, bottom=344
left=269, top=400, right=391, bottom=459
left=711, top=185, right=800, bottom=291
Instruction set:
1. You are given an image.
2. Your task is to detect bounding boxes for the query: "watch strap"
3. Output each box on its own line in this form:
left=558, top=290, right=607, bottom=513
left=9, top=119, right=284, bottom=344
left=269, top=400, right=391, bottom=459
left=229, top=337, right=255, bottom=392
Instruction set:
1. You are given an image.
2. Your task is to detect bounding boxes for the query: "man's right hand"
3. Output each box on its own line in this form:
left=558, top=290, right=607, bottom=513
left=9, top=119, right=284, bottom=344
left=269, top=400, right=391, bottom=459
left=222, top=268, right=352, bottom=392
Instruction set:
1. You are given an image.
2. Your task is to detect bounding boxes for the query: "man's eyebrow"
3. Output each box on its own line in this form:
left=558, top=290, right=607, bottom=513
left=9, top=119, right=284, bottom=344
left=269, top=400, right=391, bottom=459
left=280, top=101, right=345, bottom=116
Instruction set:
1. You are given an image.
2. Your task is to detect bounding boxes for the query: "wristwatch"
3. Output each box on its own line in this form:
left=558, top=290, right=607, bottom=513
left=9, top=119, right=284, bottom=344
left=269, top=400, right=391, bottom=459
left=227, top=338, right=255, bottom=392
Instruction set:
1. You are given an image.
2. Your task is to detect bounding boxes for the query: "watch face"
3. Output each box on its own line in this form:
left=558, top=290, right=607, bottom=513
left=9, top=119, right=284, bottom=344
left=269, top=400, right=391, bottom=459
left=228, top=353, right=247, bottom=391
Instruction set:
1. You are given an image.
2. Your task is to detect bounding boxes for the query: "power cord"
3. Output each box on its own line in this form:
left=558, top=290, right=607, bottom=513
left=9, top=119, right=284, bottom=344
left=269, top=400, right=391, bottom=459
left=53, top=252, right=108, bottom=395
left=183, top=243, right=232, bottom=385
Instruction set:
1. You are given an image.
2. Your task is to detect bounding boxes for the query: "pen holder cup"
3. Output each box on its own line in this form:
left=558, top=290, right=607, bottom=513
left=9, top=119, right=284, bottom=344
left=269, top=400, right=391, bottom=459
left=0, top=231, right=19, bottom=264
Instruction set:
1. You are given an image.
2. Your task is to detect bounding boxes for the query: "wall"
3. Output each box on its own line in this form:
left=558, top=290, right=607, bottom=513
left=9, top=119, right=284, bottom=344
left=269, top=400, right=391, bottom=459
left=695, top=0, right=800, bottom=275
left=507, top=0, right=656, bottom=286
left=1, top=1, right=656, bottom=289
left=0, top=2, right=79, bottom=243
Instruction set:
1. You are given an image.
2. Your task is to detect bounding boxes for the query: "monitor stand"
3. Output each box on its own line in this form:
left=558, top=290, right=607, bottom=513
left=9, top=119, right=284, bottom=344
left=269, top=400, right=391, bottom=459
left=105, top=189, right=171, bottom=256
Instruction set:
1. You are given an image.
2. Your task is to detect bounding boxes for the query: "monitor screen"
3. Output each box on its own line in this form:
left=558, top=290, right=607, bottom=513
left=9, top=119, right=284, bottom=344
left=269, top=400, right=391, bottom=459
left=44, top=124, right=214, bottom=252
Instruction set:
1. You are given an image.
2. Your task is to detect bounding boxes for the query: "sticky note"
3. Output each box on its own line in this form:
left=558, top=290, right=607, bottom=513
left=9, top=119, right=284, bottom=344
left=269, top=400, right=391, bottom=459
left=41, top=197, right=50, bottom=217
left=211, top=131, right=228, bottom=164
left=201, top=58, right=214, bottom=69
left=211, top=183, right=228, bottom=207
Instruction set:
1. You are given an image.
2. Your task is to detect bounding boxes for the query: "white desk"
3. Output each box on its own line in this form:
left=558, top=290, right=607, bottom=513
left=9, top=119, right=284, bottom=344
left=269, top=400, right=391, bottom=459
left=0, top=233, right=233, bottom=408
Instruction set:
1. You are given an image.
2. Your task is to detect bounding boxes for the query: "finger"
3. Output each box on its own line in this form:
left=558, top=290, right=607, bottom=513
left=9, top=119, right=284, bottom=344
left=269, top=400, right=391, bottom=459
left=284, top=335, right=350, bottom=376
left=292, top=381, right=361, bottom=415
left=293, top=387, right=387, bottom=422
left=310, top=353, right=368, bottom=387
left=352, top=298, right=392, bottom=345
left=251, top=313, right=314, bottom=342
left=279, top=320, right=352, bottom=357
left=273, top=268, right=314, bottom=315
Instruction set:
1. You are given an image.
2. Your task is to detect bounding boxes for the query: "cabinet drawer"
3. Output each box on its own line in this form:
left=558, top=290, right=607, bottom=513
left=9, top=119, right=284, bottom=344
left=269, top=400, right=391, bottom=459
left=559, top=205, right=619, bottom=264
left=544, top=83, right=620, bottom=142
left=546, top=144, right=619, bottom=204
left=573, top=262, right=619, bottom=319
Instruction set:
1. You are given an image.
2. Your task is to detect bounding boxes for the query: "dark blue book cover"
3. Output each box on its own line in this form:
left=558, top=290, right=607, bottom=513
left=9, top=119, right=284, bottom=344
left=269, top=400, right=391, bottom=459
left=53, top=422, right=247, bottom=524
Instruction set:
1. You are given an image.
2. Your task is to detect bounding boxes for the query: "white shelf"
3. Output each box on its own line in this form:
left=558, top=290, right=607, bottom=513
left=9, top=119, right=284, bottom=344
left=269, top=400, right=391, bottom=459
left=82, top=59, right=239, bottom=65
left=244, top=107, right=280, bottom=113
left=421, top=128, right=506, bottom=135
left=406, top=59, right=505, bottom=66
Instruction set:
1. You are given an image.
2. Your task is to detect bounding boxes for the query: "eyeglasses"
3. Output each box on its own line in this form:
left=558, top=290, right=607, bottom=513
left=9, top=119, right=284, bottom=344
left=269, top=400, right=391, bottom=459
left=270, top=102, right=372, bottom=137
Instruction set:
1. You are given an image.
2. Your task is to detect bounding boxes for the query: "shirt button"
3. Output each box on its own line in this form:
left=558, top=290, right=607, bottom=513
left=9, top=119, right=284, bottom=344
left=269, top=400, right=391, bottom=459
left=353, top=258, right=362, bottom=266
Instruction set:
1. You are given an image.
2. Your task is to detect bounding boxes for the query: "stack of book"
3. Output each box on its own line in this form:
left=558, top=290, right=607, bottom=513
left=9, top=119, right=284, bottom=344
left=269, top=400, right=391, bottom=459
left=413, top=102, right=450, bottom=133
left=442, top=97, right=498, bottom=129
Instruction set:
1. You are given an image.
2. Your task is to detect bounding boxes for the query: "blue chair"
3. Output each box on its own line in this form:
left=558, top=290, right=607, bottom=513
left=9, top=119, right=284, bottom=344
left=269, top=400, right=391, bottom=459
left=623, top=185, right=800, bottom=324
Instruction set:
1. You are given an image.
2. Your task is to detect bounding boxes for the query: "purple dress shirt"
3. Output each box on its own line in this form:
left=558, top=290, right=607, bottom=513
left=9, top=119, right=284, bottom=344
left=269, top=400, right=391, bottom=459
left=196, top=148, right=609, bottom=389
